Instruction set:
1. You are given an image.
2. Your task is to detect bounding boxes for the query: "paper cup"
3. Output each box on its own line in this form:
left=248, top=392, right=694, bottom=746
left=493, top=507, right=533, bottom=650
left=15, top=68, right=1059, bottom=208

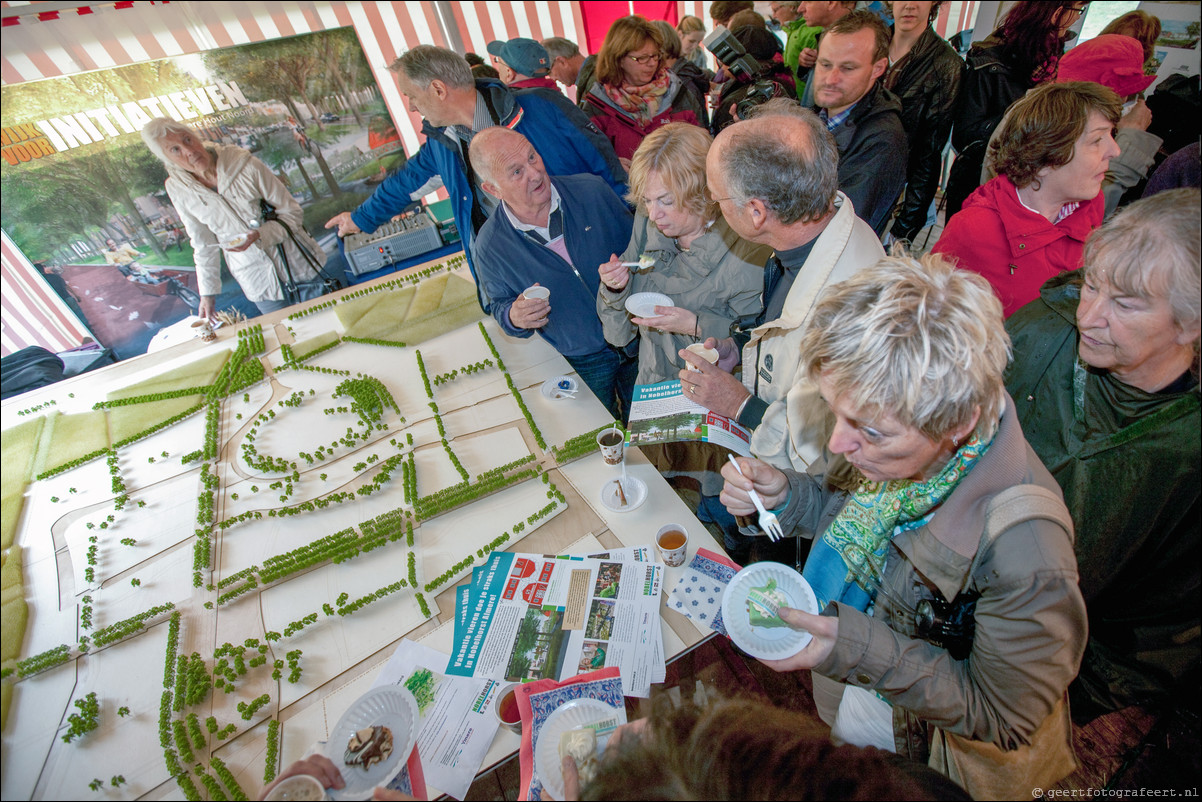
left=656, top=524, right=689, bottom=567
left=596, top=427, right=624, bottom=465
left=264, top=774, right=325, bottom=801
left=684, top=343, right=719, bottom=372
left=493, top=682, right=522, bottom=734
left=522, top=285, right=550, bottom=301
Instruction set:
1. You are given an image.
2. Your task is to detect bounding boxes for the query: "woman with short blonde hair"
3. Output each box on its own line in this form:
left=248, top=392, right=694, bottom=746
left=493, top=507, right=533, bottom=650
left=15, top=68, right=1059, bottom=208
left=720, top=253, right=1085, bottom=799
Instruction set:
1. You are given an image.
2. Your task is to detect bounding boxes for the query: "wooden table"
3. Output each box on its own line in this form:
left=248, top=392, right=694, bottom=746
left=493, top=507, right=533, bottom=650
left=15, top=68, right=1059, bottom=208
left=0, top=255, right=723, bottom=800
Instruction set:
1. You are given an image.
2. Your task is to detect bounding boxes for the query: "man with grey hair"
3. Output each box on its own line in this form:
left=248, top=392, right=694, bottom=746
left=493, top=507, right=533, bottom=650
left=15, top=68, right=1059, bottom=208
left=542, top=36, right=597, bottom=101
left=469, top=126, right=636, bottom=419
left=679, top=99, right=883, bottom=555
left=324, top=45, right=625, bottom=312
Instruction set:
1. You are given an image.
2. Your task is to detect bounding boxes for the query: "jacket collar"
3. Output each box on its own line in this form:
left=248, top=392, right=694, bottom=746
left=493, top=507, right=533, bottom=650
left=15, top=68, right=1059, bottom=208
left=751, top=192, right=857, bottom=334
left=419, top=78, right=520, bottom=146
left=971, top=175, right=1099, bottom=257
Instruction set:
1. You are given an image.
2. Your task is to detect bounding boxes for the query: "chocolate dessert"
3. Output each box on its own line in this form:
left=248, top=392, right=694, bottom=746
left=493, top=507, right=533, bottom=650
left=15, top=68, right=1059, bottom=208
left=344, top=724, right=393, bottom=770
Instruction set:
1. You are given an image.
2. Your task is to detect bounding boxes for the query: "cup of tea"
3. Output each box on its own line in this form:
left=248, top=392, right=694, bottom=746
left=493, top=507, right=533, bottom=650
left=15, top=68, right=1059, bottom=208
left=494, top=682, right=522, bottom=734
left=684, top=343, right=719, bottom=372
left=264, top=774, right=325, bottom=801
left=596, top=427, right=624, bottom=465
left=522, top=285, right=550, bottom=301
left=656, top=524, right=689, bottom=567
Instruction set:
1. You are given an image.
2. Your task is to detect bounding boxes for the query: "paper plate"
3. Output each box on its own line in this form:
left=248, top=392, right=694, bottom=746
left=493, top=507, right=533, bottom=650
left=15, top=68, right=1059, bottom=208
left=324, top=686, right=420, bottom=800
left=221, top=233, right=250, bottom=249
left=624, top=292, right=674, bottom=318
left=721, top=562, right=817, bottom=660
left=541, top=375, right=579, bottom=400
left=599, top=476, right=646, bottom=513
left=534, top=698, right=621, bottom=801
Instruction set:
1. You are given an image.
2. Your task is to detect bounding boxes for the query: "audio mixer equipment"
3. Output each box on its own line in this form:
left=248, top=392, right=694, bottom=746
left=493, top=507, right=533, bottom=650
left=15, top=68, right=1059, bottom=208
left=343, top=208, right=443, bottom=276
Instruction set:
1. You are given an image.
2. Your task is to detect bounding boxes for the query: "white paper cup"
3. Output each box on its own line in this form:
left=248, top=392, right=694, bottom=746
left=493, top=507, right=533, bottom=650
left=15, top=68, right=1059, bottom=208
left=684, top=343, right=719, bottom=372
left=596, top=427, right=624, bottom=465
left=656, top=524, right=689, bottom=567
left=522, top=285, right=550, bottom=301
left=264, top=774, right=326, bottom=801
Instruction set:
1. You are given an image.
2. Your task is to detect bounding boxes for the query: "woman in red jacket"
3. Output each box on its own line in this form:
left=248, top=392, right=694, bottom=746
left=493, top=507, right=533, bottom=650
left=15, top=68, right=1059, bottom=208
left=933, top=81, right=1121, bottom=317
left=582, top=15, right=706, bottom=167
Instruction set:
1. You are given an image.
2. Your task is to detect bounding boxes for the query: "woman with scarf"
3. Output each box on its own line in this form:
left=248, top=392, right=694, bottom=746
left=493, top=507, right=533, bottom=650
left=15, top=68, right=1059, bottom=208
left=141, top=117, right=331, bottom=319
left=720, top=255, right=1086, bottom=799
left=583, top=15, right=706, bottom=168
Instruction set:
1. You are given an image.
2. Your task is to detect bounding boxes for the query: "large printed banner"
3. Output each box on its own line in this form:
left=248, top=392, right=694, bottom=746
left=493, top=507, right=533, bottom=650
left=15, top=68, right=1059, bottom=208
left=0, top=27, right=401, bottom=360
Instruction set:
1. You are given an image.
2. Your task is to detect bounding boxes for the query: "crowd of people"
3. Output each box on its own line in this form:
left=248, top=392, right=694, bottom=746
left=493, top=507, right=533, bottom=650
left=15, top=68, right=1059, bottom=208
left=147, top=2, right=1196, bottom=799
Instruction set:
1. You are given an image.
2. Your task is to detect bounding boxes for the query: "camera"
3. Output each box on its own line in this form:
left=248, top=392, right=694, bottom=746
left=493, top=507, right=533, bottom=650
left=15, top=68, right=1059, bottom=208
left=703, top=26, right=762, bottom=83
left=915, top=591, right=980, bottom=661
left=735, top=79, right=786, bottom=119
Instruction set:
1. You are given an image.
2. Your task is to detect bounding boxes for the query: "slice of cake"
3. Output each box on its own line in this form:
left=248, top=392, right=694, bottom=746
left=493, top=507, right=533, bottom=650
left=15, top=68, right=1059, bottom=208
left=746, top=578, right=790, bottom=629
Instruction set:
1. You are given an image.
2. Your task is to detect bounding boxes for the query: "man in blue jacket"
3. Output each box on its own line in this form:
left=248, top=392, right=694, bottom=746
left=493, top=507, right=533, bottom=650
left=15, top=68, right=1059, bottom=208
left=469, top=126, right=636, bottom=419
left=325, top=45, right=626, bottom=313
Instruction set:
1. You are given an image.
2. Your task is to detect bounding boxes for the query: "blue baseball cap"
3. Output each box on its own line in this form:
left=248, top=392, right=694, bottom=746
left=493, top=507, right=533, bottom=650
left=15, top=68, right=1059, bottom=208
left=486, top=37, right=551, bottom=78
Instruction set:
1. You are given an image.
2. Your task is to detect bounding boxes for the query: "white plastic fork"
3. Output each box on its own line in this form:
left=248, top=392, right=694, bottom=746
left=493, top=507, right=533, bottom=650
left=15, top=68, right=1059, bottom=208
left=727, top=455, right=785, bottom=542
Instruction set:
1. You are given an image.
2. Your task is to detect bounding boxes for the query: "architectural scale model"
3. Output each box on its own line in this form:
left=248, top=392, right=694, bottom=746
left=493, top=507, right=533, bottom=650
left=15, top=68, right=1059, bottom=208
left=0, top=260, right=618, bottom=800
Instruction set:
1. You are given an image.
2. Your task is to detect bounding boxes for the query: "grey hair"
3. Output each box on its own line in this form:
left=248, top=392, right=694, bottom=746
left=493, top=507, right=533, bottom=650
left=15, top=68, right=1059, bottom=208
left=800, top=253, right=1010, bottom=442
left=651, top=20, right=682, bottom=58
left=720, top=100, right=838, bottom=225
left=141, top=116, right=197, bottom=165
left=389, top=45, right=474, bottom=90
left=1083, top=188, right=1201, bottom=355
left=542, top=36, right=582, bottom=60
left=140, top=116, right=215, bottom=182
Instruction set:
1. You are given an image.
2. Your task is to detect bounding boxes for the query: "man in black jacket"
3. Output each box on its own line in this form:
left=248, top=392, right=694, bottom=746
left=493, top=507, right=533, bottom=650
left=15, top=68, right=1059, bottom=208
left=883, top=1, right=964, bottom=245
left=810, top=10, right=908, bottom=236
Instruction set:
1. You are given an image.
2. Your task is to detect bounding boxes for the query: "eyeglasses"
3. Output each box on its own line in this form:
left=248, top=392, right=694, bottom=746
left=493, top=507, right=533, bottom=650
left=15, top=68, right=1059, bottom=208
left=625, top=52, right=661, bottom=65
left=1062, top=3, right=1088, bottom=16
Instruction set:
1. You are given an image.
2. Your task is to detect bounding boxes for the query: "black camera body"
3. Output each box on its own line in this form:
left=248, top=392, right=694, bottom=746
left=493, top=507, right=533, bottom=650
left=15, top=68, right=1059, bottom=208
left=703, top=27, right=762, bottom=83
left=735, top=79, right=786, bottom=119
left=915, top=591, right=980, bottom=661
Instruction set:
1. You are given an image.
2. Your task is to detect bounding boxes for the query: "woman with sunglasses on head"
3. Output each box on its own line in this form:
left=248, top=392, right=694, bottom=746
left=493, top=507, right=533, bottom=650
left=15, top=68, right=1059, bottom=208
left=583, top=15, right=707, bottom=168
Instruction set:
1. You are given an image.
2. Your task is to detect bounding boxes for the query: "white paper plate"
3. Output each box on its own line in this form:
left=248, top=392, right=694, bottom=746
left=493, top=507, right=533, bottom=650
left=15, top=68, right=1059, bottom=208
left=324, top=686, right=420, bottom=800
left=221, top=233, right=250, bottom=249
left=624, top=292, right=673, bottom=318
left=721, top=562, right=817, bottom=660
left=535, top=698, right=621, bottom=801
left=599, top=476, right=646, bottom=513
left=541, top=375, right=579, bottom=400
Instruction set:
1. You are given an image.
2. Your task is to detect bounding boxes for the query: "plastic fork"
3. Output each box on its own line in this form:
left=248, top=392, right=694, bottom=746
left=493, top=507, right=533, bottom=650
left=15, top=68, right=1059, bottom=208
left=727, top=455, right=785, bottom=542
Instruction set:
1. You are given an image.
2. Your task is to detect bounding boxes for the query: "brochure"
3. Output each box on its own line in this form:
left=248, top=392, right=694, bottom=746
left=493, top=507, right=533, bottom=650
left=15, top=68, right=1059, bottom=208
left=624, top=379, right=752, bottom=457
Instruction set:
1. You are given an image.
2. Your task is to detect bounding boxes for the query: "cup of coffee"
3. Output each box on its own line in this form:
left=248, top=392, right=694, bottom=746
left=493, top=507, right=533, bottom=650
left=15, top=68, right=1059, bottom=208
left=656, top=524, right=689, bottom=567
left=494, top=682, right=522, bottom=734
left=264, top=774, right=325, bottom=801
left=684, top=343, right=719, bottom=372
left=522, top=285, right=550, bottom=301
left=596, top=427, right=624, bottom=465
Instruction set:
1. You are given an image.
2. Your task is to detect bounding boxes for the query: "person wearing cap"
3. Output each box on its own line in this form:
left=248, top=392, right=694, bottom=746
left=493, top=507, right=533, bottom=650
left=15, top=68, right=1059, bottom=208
left=488, top=37, right=628, bottom=185
left=488, top=37, right=555, bottom=88
left=980, top=34, right=1159, bottom=218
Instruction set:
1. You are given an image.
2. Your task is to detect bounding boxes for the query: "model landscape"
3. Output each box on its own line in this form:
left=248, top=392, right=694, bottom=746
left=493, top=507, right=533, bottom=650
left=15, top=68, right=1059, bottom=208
left=0, top=259, right=620, bottom=799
